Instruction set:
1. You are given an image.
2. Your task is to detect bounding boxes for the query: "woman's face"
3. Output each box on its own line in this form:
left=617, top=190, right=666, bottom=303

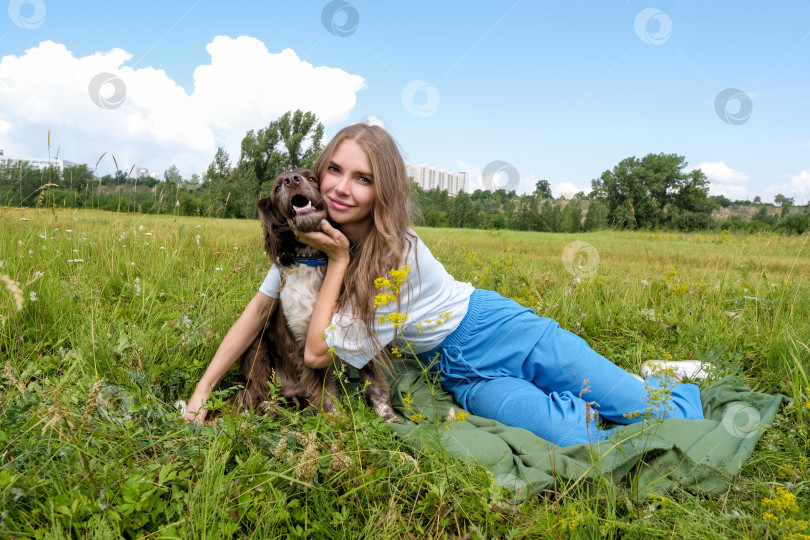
left=320, top=139, right=376, bottom=240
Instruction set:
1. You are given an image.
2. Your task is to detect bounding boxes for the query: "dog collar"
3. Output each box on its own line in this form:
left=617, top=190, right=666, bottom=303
left=293, top=257, right=328, bottom=267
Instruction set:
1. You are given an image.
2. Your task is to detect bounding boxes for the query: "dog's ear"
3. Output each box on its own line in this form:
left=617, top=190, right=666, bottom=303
left=257, top=192, right=290, bottom=264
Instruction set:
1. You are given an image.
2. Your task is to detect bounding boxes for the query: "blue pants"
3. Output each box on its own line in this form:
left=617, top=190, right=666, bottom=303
left=419, top=290, right=704, bottom=447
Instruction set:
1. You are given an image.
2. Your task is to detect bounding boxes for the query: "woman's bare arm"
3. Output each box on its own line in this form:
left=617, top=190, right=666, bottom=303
left=184, top=291, right=277, bottom=422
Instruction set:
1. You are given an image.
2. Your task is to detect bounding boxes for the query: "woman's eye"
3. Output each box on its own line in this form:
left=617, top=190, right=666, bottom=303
left=328, top=165, right=339, bottom=173
left=358, top=176, right=372, bottom=185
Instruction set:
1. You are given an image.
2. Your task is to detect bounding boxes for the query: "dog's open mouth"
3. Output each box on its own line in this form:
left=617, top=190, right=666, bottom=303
left=291, top=194, right=321, bottom=216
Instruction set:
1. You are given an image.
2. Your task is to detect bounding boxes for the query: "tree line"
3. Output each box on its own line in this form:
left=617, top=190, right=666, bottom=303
left=2, top=110, right=807, bottom=234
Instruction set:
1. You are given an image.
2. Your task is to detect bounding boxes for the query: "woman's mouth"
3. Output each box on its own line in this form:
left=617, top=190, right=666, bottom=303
left=329, top=197, right=353, bottom=211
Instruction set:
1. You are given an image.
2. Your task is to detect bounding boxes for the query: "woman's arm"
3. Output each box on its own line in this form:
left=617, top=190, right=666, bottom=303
left=292, top=219, right=351, bottom=369
left=185, top=291, right=277, bottom=422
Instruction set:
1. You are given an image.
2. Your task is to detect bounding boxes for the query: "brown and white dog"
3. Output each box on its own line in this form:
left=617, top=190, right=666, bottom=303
left=233, top=168, right=400, bottom=423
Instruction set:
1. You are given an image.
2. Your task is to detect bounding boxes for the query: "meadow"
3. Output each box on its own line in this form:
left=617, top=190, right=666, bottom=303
left=1, top=206, right=808, bottom=539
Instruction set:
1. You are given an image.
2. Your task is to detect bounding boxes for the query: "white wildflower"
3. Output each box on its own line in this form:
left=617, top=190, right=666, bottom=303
left=195, top=235, right=200, bottom=246
left=29, top=291, right=38, bottom=302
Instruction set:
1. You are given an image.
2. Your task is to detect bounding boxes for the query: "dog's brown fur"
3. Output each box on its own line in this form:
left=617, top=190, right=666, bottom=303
left=233, top=168, right=400, bottom=423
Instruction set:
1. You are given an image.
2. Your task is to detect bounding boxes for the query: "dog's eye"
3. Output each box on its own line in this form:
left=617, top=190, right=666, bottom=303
left=308, top=177, right=317, bottom=183
left=274, top=185, right=281, bottom=192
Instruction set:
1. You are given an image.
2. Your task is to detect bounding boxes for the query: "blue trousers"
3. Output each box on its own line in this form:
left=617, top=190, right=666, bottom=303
left=419, top=290, right=704, bottom=447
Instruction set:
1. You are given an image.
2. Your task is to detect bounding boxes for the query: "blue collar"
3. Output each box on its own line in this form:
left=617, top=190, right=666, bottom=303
left=293, top=257, right=328, bottom=267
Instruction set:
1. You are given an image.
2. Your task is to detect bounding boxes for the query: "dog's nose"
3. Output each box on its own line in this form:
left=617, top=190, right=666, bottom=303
left=282, top=172, right=303, bottom=187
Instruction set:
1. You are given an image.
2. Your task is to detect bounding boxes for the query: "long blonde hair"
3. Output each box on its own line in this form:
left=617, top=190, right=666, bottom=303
left=313, top=124, right=416, bottom=351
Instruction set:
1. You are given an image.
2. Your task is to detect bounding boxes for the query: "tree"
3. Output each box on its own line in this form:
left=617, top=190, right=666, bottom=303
left=163, top=165, right=182, bottom=185
left=710, top=194, right=732, bottom=208
left=753, top=196, right=762, bottom=204
left=534, top=179, right=552, bottom=199
left=590, top=153, right=714, bottom=229
left=449, top=191, right=477, bottom=228
left=774, top=193, right=794, bottom=206
left=234, top=110, right=325, bottom=215
left=583, top=200, right=609, bottom=231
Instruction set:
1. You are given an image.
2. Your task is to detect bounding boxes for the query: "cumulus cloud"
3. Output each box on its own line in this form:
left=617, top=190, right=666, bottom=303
left=763, top=169, right=810, bottom=204
left=0, top=37, right=365, bottom=177
left=554, top=181, right=586, bottom=198
left=694, top=161, right=749, bottom=184
left=691, top=161, right=752, bottom=200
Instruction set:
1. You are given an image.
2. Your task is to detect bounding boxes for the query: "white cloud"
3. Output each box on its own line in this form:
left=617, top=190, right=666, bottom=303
left=690, top=161, right=752, bottom=200
left=0, top=37, right=365, bottom=178
left=554, top=181, right=586, bottom=198
left=694, top=161, right=749, bottom=185
left=361, top=115, right=386, bottom=128
left=763, top=169, right=810, bottom=204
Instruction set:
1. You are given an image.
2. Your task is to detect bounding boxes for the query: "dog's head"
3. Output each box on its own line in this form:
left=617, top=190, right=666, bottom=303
left=257, top=168, right=328, bottom=265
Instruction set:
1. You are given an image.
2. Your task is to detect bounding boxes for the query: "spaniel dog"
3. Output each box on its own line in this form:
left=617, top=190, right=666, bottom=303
left=233, top=168, right=400, bottom=423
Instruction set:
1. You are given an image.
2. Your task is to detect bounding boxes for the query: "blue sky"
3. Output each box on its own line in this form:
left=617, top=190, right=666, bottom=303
left=1, top=1, right=809, bottom=202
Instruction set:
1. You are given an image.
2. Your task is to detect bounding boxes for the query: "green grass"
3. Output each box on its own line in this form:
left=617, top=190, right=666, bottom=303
left=1, top=207, right=808, bottom=539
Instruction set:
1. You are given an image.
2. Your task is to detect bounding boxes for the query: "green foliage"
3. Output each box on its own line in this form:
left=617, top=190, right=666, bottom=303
left=583, top=200, right=609, bottom=231
left=0, top=211, right=808, bottom=537
left=590, top=153, right=715, bottom=229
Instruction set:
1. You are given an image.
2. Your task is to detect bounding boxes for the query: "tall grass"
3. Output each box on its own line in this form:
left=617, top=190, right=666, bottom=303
left=1, top=207, right=808, bottom=538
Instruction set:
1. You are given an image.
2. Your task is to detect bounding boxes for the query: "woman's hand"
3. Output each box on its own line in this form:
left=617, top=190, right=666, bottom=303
left=290, top=219, right=350, bottom=264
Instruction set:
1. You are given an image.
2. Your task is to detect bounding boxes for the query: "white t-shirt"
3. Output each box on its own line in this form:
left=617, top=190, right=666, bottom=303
left=258, top=232, right=474, bottom=369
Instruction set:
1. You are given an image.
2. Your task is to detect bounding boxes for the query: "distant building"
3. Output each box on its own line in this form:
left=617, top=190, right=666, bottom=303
left=0, top=155, right=78, bottom=172
left=134, top=167, right=159, bottom=180
left=406, top=162, right=466, bottom=196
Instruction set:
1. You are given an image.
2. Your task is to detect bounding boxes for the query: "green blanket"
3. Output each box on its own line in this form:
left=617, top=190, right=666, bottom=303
left=384, top=358, right=789, bottom=500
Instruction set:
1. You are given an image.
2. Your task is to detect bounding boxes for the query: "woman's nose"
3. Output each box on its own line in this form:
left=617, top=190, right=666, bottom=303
left=334, top=175, right=350, bottom=194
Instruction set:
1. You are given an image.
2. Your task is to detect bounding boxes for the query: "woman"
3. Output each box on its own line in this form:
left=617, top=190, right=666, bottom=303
left=187, top=123, right=705, bottom=446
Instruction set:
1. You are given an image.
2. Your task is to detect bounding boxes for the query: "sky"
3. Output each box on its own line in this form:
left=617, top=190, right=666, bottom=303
left=1, top=1, right=809, bottom=203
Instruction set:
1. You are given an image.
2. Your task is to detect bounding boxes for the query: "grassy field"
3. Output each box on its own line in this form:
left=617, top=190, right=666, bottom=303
left=1, top=207, right=808, bottom=539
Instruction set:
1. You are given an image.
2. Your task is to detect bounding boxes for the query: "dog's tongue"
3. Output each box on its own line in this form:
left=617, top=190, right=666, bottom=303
left=293, top=199, right=315, bottom=215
